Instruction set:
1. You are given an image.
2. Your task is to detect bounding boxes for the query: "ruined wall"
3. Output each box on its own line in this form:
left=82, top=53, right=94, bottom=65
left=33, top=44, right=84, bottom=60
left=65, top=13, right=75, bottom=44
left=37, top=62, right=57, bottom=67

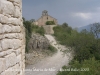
left=43, top=25, right=57, bottom=34
left=0, top=0, right=25, bottom=75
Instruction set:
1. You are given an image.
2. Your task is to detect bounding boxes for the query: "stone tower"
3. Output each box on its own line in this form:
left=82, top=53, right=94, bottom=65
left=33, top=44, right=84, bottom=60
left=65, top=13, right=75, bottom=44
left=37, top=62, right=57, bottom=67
left=42, top=10, right=48, bottom=16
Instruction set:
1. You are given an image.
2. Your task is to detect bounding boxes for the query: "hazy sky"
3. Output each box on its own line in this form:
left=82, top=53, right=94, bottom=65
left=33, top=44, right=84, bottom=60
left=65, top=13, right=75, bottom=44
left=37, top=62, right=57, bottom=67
left=22, top=0, right=100, bottom=28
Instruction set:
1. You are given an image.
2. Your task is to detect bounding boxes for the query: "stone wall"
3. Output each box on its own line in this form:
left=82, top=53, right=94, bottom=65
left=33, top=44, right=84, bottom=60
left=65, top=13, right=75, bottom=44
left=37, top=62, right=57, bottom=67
left=0, top=0, right=25, bottom=75
left=43, top=25, right=57, bottom=34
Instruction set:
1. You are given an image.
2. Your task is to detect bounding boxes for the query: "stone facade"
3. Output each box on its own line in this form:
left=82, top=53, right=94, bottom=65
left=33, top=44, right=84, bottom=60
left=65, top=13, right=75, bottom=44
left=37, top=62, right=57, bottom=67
left=0, top=0, right=25, bottom=75
left=34, top=10, right=58, bottom=26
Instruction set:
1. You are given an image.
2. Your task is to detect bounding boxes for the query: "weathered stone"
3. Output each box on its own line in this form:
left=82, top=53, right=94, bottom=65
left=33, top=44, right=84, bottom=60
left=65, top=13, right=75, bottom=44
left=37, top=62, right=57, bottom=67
left=2, top=25, right=12, bottom=33
left=0, top=0, right=25, bottom=74
left=0, top=0, right=14, bottom=15
left=0, top=14, right=8, bottom=24
left=0, top=23, right=2, bottom=34
left=5, top=14, right=11, bottom=18
left=7, top=0, right=15, bottom=2
left=21, top=46, right=25, bottom=60
left=1, top=39, right=10, bottom=50
left=2, top=25, right=21, bottom=33
left=8, top=18, right=20, bottom=25
left=8, top=0, right=21, bottom=4
left=1, top=64, right=20, bottom=75
left=0, top=35, right=2, bottom=40
left=5, top=53, right=16, bottom=69
left=0, top=58, right=6, bottom=73
left=11, top=39, right=21, bottom=49
left=14, top=6, right=21, bottom=18
left=3, top=33, right=22, bottom=39
left=0, top=41, right=2, bottom=51
left=0, top=71, right=5, bottom=75
left=13, top=48, right=21, bottom=56
left=1, top=39, right=21, bottom=50
left=12, top=26, right=21, bottom=33
left=0, top=49, right=13, bottom=57
left=13, top=2, right=20, bottom=8
left=16, top=54, right=21, bottom=63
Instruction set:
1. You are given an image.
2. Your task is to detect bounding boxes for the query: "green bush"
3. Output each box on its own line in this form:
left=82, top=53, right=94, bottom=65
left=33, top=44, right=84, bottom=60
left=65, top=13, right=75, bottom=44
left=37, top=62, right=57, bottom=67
left=23, top=19, right=32, bottom=53
left=48, top=45, right=57, bottom=53
left=46, top=21, right=55, bottom=25
left=57, top=58, right=100, bottom=75
left=23, top=18, right=45, bottom=52
left=36, top=26, right=45, bottom=36
left=53, top=23, right=100, bottom=75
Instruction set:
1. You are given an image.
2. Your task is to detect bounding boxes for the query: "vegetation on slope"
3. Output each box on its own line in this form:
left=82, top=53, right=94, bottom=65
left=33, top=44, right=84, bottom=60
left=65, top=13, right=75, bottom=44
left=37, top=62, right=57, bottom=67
left=23, top=17, right=57, bottom=54
left=53, top=23, right=100, bottom=75
left=23, top=18, right=45, bottom=52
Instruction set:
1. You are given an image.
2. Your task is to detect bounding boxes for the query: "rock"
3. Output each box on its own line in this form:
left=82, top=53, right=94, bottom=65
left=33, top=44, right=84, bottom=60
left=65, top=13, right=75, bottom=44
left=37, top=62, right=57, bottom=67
left=0, top=0, right=14, bottom=16
left=4, top=53, right=17, bottom=69
left=28, top=33, right=50, bottom=50
left=0, top=14, right=8, bottom=24
left=0, top=58, right=6, bottom=73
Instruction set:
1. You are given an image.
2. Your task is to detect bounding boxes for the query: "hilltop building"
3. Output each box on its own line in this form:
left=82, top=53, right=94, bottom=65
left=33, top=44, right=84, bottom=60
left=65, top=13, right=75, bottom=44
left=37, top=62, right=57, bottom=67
left=34, top=10, right=58, bottom=26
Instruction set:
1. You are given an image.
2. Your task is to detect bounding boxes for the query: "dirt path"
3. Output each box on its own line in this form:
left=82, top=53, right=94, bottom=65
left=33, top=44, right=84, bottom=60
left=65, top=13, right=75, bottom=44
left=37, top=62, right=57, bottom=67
left=25, top=35, right=72, bottom=75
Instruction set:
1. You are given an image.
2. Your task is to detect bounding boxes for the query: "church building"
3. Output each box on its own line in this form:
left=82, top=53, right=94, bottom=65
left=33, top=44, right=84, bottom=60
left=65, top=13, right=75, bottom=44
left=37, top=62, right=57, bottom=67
left=34, top=10, right=58, bottom=26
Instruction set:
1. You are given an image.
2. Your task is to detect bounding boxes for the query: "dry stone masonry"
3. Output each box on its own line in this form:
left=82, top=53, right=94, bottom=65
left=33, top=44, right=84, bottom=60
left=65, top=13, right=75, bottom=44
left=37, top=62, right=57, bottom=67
left=0, top=0, right=25, bottom=75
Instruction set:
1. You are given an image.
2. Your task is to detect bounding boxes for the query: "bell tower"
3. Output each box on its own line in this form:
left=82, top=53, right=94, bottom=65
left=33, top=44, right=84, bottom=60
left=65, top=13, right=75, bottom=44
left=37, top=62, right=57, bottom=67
left=42, top=10, right=48, bottom=16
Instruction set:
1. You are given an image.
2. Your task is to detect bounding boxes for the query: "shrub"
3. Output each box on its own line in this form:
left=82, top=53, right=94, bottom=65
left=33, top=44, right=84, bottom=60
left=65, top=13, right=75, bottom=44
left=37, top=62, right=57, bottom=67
left=48, top=45, right=57, bottom=53
left=46, top=21, right=55, bottom=25
left=57, top=58, right=100, bottom=75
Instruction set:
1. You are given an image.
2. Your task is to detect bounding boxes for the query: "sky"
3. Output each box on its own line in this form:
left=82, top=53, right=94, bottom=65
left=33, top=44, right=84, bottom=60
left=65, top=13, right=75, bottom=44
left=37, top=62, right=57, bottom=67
left=22, top=0, right=100, bottom=28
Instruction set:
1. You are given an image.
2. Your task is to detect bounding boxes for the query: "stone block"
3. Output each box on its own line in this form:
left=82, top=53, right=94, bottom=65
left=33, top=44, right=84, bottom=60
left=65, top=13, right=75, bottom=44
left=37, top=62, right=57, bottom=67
left=3, top=33, right=20, bottom=39
left=1, top=39, right=10, bottom=50
left=0, top=14, right=8, bottom=24
left=0, top=41, right=2, bottom=51
left=11, top=39, right=21, bottom=49
left=0, top=49, right=13, bottom=57
left=0, top=35, right=2, bottom=40
left=2, top=25, right=21, bottom=33
left=8, top=18, right=20, bottom=26
left=12, top=26, right=21, bottom=33
left=2, top=64, right=20, bottom=75
left=16, top=54, right=21, bottom=63
left=2, top=25, right=12, bottom=33
left=0, top=58, right=6, bottom=73
left=1, top=39, right=21, bottom=50
left=8, top=0, right=21, bottom=4
left=0, top=0, right=14, bottom=15
left=5, top=53, right=16, bottom=69
left=0, top=72, right=5, bottom=75
left=14, top=6, right=21, bottom=18
left=0, top=23, right=2, bottom=34
left=13, top=48, right=21, bottom=56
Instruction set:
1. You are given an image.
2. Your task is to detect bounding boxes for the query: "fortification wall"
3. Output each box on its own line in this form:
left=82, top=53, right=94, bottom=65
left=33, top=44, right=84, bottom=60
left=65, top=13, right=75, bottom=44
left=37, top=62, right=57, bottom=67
left=0, top=0, right=25, bottom=75
left=43, top=25, right=57, bottom=34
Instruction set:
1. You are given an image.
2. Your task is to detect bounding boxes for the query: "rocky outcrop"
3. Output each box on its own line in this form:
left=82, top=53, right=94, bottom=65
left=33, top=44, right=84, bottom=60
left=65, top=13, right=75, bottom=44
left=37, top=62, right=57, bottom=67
left=28, top=33, right=50, bottom=50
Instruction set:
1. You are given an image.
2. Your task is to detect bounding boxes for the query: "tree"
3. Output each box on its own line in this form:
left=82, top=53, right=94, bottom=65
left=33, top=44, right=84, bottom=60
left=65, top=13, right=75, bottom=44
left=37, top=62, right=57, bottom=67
left=90, top=23, right=100, bottom=39
left=62, top=22, right=68, bottom=27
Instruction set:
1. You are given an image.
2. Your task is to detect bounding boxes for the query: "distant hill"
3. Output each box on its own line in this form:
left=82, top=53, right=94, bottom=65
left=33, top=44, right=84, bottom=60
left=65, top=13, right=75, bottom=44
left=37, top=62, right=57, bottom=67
left=78, top=23, right=100, bottom=38
left=78, top=24, right=93, bottom=32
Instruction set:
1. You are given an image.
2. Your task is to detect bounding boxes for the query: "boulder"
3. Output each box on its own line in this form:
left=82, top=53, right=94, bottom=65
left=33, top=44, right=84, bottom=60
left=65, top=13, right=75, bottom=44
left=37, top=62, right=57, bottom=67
left=28, top=33, right=49, bottom=50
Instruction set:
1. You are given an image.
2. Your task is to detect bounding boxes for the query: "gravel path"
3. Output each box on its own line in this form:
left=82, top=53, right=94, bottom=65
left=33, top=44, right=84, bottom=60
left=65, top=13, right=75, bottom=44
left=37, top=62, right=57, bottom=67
left=25, top=34, right=72, bottom=75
